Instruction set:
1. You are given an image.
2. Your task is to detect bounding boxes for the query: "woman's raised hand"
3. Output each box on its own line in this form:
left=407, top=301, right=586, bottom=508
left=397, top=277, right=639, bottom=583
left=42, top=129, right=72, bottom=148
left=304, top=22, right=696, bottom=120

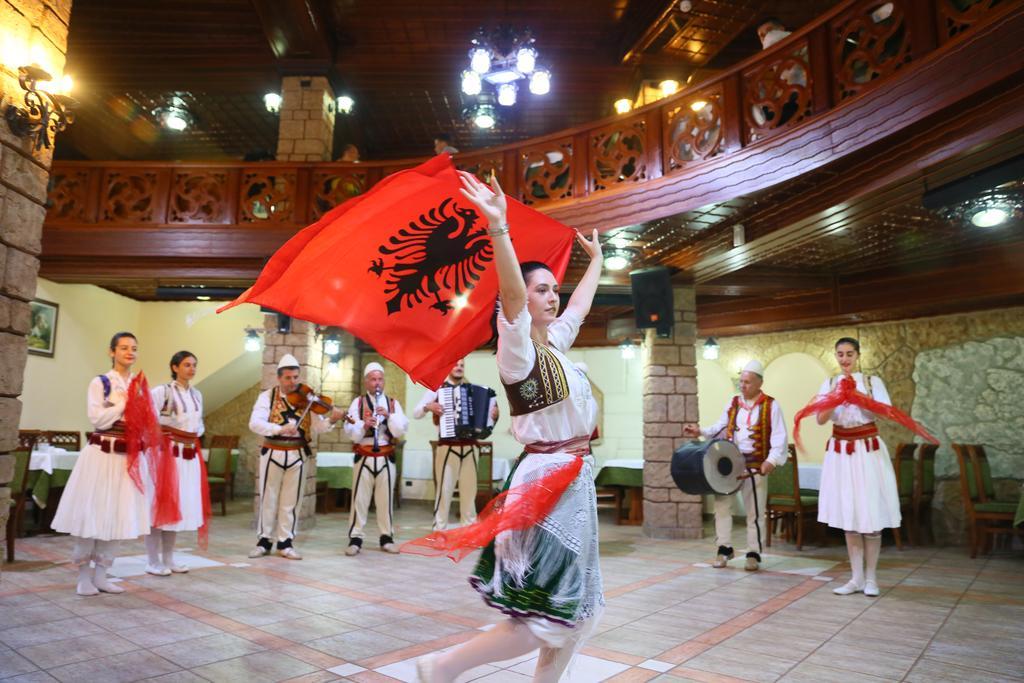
left=575, top=228, right=602, bottom=263
left=458, top=170, right=508, bottom=230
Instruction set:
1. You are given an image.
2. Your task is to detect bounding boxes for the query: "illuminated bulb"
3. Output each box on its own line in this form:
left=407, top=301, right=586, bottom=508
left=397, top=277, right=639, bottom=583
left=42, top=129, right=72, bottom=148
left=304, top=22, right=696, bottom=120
left=244, top=332, right=261, bottom=352
left=461, top=69, right=482, bottom=95
left=195, top=295, right=211, bottom=301
left=470, top=47, right=491, bottom=74
left=515, top=47, right=537, bottom=74
left=263, top=92, right=282, bottom=113
left=529, top=69, right=551, bottom=95
left=336, top=95, right=354, bottom=114
left=473, top=105, right=496, bottom=129
left=702, top=338, right=719, bottom=360
left=619, top=342, right=637, bottom=360
left=970, top=207, right=1009, bottom=228
left=165, top=112, right=188, bottom=131
left=611, top=235, right=629, bottom=249
left=497, top=83, right=517, bottom=106
left=58, top=74, right=73, bottom=95
left=323, top=338, right=341, bottom=355
left=690, top=99, right=708, bottom=112
left=660, top=79, right=680, bottom=96
left=614, top=98, right=632, bottom=114
left=604, top=254, right=629, bottom=271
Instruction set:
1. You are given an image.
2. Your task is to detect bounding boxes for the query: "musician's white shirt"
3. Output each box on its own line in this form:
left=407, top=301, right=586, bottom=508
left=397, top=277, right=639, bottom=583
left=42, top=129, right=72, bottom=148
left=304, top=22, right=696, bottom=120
left=412, top=383, right=498, bottom=428
left=248, top=387, right=335, bottom=437
left=700, top=394, right=788, bottom=466
left=343, top=394, right=409, bottom=446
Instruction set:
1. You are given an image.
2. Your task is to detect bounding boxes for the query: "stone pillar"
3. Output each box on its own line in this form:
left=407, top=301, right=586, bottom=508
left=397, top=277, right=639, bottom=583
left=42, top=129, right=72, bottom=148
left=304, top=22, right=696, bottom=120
left=314, top=332, right=361, bottom=453
left=259, top=315, right=321, bottom=530
left=275, top=76, right=336, bottom=162
left=0, top=0, right=72, bottom=569
left=642, top=286, right=701, bottom=539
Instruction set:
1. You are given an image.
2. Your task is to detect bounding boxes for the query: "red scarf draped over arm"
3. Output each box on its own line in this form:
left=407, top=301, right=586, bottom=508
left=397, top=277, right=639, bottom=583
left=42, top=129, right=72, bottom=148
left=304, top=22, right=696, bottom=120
left=124, top=373, right=181, bottom=527
left=194, top=439, right=211, bottom=549
left=793, top=375, right=938, bottom=453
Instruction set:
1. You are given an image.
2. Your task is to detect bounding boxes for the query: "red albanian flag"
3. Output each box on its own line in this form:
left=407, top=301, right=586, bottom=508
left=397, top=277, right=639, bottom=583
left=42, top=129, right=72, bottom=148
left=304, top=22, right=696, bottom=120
left=219, top=155, right=576, bottom=388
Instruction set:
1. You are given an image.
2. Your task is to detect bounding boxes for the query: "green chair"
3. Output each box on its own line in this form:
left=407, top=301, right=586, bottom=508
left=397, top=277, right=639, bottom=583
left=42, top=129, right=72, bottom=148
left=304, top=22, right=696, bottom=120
left=209, top=435, right=238, bottom=499
left=915, top=444, right=937, bottom=543
left=891, top=443, right=917, bottom=548
left=767, top=446, right=819, bottom=550
left=6, top=435, right=36, bottom=562
left=206, top=446, right=232, bottom=516
left=475, top=442, right=495, bottom=512
left=953, top=443, right=1016, bottom=557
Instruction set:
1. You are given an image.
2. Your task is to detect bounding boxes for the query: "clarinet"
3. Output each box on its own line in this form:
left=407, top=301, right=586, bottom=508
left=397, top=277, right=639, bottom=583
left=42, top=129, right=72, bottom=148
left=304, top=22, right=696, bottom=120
left=372, top=388, right=384, bottom=452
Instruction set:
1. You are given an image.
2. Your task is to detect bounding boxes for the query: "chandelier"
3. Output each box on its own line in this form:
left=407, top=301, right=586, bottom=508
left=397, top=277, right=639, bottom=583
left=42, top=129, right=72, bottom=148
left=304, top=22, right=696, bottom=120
left=461, top=26, right=551, bottom=126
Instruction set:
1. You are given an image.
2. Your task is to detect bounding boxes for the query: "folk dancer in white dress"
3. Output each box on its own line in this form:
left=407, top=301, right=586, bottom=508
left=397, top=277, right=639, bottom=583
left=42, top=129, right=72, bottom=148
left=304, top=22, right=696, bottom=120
left=409, top=171, right=604, bottom=683
left=145, top=351, right=206, bottom=576
left=684, top=359, right=788, bottom=571
left=815, top=337, right=901, bottom=597
left=413, top=358, right=499, bottom=530
left=343, top=362, right=409, bottom=555
left=52, top=333, right=154, bottom=595
left=248, top=354, right=345, bottom=559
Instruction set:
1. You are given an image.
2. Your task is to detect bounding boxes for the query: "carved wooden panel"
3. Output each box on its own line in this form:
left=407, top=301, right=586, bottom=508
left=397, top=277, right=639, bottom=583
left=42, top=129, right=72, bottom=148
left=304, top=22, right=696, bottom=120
left=938, top=0, right=1006, bottom=43
left=590, top=119, right=647, bottom=192
left=47, top=170, right=91, bottom=223
left=312, top=171, right=367, bottom=219
left=663, top=88, right=724, bottom=172
left=519, top=139, right=574, bottom=206
left=239, top=170, right=296, bottom=223
left=102, top=171, right=158, bottom=223
left=169, top=171, right=229, bottom=223
left=456, top=156, right=504, bottom=183
left=743, top=41, right=813, bottom=143
left=833, top=1, right=913, bottom=102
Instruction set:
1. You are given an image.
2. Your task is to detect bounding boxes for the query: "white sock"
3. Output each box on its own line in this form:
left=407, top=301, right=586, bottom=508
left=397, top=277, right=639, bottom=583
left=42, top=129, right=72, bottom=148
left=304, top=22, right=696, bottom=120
left=844, top=531, right=865, bottom=587
left=434, top=619, right=542, bottom=681
left=145, top=528, right=163, bottom=567
left=864, top=532, right=881, bottom=584
left=76, top=563, right=98, bottom=595
left=161, top=531, right=177, bottom=567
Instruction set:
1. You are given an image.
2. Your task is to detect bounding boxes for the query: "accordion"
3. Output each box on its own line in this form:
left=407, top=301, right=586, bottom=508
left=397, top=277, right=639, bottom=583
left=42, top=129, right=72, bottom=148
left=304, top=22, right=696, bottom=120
left=437, top=383, right=496, bottom=441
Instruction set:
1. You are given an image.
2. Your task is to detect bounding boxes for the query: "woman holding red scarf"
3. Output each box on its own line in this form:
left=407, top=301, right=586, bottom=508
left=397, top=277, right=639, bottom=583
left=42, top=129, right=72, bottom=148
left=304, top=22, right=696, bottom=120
left=408, top=172, right=604, bottom=683
left=815, top=337, right=901, bottom=597
left=146, top=351, right=209, bottom=576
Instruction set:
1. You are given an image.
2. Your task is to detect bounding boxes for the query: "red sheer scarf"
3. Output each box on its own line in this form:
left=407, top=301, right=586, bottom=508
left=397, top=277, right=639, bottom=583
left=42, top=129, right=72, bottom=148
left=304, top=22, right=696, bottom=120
left=193, top=439, right=212, bottom=549
left=793, top=374, right=938, bottom=453
left=123, top=373, right=181, bottom=527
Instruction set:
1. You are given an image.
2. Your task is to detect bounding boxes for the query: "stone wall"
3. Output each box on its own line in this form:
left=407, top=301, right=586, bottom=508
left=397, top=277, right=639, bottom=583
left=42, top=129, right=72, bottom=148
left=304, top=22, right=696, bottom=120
left=642, top=286, right=701, bottom=539
left=203, top=381, right=261, bottom=495
left=275, top=75, right=335, bottom=162
left=0, top=0, right=71, bottom=568
left=705, top=306, right=1024, bottom=544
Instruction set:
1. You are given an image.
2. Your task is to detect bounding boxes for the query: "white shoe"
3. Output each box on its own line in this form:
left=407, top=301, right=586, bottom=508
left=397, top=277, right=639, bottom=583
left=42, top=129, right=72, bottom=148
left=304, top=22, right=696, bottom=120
left=416, top=654, right=438, bottom=682
left=93, top=567, right=125, bottom=594
left=863, top=580, right=880, bottom=597
left=381, top=542, right=399, bottom=554
left=76, top=565, right=99, bottom=596
left=278, top=547, right=302, bottom=560
left=168, top=563, right=189, bottom=574
left=146, top=563, right=171, bottom=577
left=832, top=580, right=864, bottom=595
left=345, top=543, right=361, bottom=556
left=248, top=545, right=270, bottom=558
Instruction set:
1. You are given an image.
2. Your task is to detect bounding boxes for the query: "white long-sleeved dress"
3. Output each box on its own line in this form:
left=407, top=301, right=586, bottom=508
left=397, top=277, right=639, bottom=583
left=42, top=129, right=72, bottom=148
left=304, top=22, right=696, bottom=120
left=151, top=381, right=205, bottom=532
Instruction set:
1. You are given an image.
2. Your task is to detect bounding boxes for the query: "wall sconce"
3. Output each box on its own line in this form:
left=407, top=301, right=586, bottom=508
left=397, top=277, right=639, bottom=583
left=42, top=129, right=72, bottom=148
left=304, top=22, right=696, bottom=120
left=619, top=339, right=638, bottom=360
left=4, top=65, right=78, bottom=151
left=244, top=328, right=263, bottom=352
left=263, top=92, right=282, bottom=113
left=702, top=337, right=720, bottom=360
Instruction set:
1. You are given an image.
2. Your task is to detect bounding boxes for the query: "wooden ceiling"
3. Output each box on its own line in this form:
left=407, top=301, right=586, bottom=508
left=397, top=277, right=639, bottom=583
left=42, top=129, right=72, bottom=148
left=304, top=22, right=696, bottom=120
left=55, top=0, right=839, bottom=161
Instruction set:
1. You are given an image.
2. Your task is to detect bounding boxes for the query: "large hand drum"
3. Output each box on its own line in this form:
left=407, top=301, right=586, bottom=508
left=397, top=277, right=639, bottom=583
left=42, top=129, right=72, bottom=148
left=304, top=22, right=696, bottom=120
left=671, top=439, right=745, bottom=495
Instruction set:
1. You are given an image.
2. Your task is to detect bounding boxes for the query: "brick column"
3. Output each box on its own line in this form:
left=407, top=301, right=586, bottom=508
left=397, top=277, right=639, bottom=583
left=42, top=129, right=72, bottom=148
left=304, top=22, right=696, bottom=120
left=1, top=0, right=72, bottom=570
left=275, top=76, right=336, bottom=162
left=259, top=315, right=322, bottom=530
left=642, top=286, right=701, bottom=539
left=314, top=332, right=361, bottom=454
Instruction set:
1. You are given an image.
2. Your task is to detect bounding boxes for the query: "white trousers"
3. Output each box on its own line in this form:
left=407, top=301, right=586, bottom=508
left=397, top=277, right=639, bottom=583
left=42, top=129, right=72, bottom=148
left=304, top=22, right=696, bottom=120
left=257, top=448, right=306, bottom=543
left=348, top=455, right=395, bottom=540
left=714, top=472, right=767, bottom=554
left=433, top=442, right=478, bottom=531
left=71, top=536, right=120, bottom=568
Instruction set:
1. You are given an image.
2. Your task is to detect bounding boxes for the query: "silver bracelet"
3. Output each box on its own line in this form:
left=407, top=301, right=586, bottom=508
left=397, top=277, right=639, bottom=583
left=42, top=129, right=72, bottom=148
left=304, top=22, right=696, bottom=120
left=487, top=223, right=510, bottom=237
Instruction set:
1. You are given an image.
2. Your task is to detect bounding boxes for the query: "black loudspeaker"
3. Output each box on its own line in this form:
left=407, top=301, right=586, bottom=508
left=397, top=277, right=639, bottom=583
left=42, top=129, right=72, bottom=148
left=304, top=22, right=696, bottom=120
left=630, top=267, right=673, bottom=338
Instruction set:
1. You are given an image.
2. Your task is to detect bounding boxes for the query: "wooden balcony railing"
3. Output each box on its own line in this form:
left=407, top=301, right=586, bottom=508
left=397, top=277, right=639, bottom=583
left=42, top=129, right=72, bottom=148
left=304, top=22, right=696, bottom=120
left=45, top=0, right=1017, bottom=231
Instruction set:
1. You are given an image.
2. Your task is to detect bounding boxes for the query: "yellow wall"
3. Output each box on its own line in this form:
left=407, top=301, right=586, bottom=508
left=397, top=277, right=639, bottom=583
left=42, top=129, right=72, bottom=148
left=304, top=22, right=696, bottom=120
left=22, top=280, right=264, bottom=434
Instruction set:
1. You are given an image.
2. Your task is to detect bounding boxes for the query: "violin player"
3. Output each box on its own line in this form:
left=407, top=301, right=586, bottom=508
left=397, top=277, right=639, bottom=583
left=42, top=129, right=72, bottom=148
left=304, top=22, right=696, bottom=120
left=247, top=353, right=347, bottom=559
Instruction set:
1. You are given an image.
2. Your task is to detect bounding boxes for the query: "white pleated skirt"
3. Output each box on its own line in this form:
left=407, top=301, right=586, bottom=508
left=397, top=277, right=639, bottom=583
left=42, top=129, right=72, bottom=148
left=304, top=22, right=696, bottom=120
left=156, top=446, right=205, bottom=532
left=817, top=437, right=901, bottom=533
left=52, top=442, right=150, bottom=540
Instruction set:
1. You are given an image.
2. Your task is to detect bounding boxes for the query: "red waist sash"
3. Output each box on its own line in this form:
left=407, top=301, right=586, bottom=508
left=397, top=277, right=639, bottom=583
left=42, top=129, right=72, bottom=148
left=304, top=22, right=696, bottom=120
left=830, top=423, right=880, bottom=455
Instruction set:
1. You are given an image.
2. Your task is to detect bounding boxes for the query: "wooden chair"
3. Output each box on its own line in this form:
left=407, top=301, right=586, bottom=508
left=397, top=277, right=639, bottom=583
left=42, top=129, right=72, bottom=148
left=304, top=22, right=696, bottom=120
left=206, top=443, right=234, bottom=516
left=6, top=434, right=36, bottom=562
left=208, top=435, right=239, bottom=500
left=915, top=443, right=938, bottom=543
left=475, top=442, right=495, bottom=512
left=44, top=431, right=81, bottom=451
left=891, top=442, right=918, bottom=548
left=952, top=443, right=1016, bottom=557
left=767, top=447, right=819, bottom=550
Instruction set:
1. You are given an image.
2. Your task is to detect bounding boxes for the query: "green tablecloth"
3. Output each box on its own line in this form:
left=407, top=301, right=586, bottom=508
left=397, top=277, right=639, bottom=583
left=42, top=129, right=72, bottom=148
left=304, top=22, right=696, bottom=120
left=1015, top=490, right=1024, bottom=527
left=594, top=466, right=642, bottom=488
left=27, top=469, right=72, bottom=508
left=317, top=465, right=352, bottom=490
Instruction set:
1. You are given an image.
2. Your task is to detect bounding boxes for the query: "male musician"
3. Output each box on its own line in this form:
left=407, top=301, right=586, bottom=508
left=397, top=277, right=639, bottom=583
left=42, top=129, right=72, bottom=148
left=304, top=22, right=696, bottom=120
left=413, top=358, right=499, bottom=530
left=248, top=354, right=346, bottom=560
left=683, top=360, right=787, bottom=571
left=343, top=362, right=409, bottom=555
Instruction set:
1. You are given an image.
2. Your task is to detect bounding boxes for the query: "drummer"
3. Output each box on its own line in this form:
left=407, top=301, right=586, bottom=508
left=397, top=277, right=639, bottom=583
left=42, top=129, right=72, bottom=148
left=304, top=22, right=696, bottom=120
left=683, top=359, right=787, bottom=571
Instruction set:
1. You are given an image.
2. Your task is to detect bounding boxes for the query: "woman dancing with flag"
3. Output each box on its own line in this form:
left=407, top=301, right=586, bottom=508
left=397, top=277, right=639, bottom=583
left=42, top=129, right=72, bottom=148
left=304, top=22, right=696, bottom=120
left=794, top=337, right=937, bottom=598
left=407, top=171, right=605, bottom=682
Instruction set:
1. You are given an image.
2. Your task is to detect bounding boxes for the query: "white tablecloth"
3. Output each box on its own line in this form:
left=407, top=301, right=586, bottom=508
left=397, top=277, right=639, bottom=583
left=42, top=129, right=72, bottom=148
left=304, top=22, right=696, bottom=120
left=602, top=459, right=644, bottom=470
left=798, top=464, right=823, bottom=490
left=29, top=447, right=78, bottom=474
left=318, top=450, right=510, bottom=482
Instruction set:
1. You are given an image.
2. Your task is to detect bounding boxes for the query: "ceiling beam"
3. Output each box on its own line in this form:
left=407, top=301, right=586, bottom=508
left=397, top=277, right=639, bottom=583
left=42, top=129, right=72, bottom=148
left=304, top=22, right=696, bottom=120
left=250, top=0, right=334, bottom=68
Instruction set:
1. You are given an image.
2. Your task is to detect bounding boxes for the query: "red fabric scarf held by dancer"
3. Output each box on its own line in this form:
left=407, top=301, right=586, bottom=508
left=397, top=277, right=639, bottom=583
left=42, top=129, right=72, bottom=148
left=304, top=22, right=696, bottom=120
left=123, top=373, right=181, bottom=528
left=218, top=155, right=576, bottom=388
left=193, top=439, right=212, bottom=549
left=792, top=375, right=938, bottom=453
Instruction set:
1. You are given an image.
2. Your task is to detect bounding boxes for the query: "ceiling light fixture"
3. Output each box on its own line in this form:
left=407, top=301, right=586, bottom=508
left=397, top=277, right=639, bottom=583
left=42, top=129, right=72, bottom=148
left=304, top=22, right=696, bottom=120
left=619, top=339, right=638, bottom=360
left=702, top=337, right=720, bottom=360
left=461, top=26, right=551, bottom=127
left=473, top=104, right=496, bottom=129
left=659, top=79, right=680, bottom=96
left=614, top=98, right=632, bottom=115
left=336, top=95, right=354, bottom=114
left=936, top=182, right=1023, bottom=229
left=244, top=328, right=262, bottom=353
left=970, top=206, right=1010, bottom=228
left=690, top=99, right=708, bottom=112
left=603, top=247, right=636, bottom=271
left=263, top=92, right=282, bottom=113
left=153, top=97, right=193, bottom=131
left=497, top=83, right=517, bottom=106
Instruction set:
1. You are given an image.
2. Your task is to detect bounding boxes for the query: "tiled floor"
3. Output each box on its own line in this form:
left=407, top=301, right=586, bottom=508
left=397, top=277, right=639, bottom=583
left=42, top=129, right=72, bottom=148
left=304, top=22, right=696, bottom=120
left=2, top=500, right=1022, bottom=682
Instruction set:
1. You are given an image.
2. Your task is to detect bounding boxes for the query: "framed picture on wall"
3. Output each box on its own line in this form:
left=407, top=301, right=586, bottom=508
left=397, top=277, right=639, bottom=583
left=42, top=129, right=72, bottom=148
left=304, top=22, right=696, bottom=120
left=27, top=299, right=59, bottom=358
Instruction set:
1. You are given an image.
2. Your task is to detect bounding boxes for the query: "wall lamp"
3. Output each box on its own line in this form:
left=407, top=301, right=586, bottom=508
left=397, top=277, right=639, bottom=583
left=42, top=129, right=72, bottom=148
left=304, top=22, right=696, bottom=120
left=4, top=65, right=77, bottom=151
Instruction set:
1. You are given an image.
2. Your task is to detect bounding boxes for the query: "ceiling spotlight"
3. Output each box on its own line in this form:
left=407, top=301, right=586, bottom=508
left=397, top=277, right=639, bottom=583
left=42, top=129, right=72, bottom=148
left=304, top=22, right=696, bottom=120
left=702, top=337, right=720, bottom=360
left=336, top=95, right=354, bottom=114
left=529, top=69, right=551, bottom=95
left=473, top=104, right=496, bottom=129
left=153, top=98, right=193, bottom=131
left=603, top=247, right=636, bottom=271
left=461, top=69, right=482, bottom=95
left=660, top=79, right=680, bottom=96
left=614, top=98, right=632, bottom=115
left=263, top=92, right=282, bottom=113
left=970, top=206, right=1010, bottom=227
left=497, top=83, right=517, bottom=106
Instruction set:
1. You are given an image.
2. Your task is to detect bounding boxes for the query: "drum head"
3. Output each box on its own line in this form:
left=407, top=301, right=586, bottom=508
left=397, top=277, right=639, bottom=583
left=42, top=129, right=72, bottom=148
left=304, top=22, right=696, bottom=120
left=703, top=440, right=744, bottom=495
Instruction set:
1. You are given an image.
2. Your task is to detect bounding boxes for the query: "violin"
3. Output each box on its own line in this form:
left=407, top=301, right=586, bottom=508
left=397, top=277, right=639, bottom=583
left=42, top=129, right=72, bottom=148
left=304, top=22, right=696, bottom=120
left=287, top=384, right=355, bottom=424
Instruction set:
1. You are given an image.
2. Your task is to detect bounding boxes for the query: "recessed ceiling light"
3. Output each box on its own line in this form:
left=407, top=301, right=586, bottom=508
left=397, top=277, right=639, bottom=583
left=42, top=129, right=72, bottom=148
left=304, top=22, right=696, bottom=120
left=970, top=206, right=1009, bottom=227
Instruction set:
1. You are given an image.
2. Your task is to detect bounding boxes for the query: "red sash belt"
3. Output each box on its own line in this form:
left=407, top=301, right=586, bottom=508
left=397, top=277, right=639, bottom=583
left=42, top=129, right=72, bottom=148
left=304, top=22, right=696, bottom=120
left=163, top=427, right=199, bottom=460
left=89, top=432, right=127, bottom=453
left=262, top=437, right=306, bottom=452
left=354, top=444, right=395, bottom=458
left=524, top=437, right=591, bottom=457
left=831, top=423, right=880, bottom=455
